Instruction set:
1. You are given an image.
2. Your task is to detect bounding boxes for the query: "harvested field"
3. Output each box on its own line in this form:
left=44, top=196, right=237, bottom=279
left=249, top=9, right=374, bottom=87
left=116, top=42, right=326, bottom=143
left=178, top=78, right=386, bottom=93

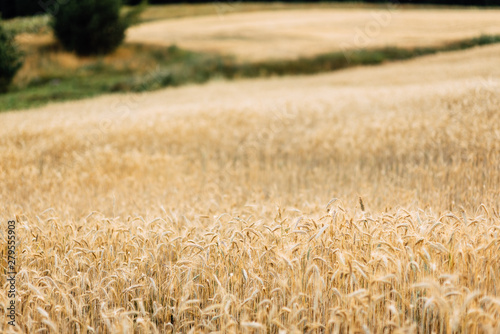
left=127, top=8, right=500, bottom=61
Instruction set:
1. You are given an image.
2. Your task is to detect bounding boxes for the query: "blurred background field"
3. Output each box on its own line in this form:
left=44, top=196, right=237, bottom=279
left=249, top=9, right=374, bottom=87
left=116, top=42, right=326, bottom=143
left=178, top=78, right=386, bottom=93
left=2, top=2, right=500, bottom=111
left=128, top=7, right=500, bottom=61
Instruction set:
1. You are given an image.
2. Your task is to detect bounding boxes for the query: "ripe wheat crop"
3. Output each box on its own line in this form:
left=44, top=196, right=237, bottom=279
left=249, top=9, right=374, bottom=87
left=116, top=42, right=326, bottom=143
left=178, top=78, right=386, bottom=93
left=0, top=40, right=499, bottom=333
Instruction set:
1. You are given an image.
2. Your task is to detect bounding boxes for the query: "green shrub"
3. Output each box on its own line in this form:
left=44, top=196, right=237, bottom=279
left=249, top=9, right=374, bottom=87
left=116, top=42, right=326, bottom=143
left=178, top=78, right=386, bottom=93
left=0, top=0, right=42, bottom=19
left=0, top=21, right=23, bottom=93
left=52, top=0, right=132, bottom=56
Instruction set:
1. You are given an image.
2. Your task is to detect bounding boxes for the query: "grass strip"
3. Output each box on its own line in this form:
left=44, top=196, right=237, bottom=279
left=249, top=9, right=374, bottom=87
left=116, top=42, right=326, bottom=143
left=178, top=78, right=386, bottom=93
left=1, top=34, right=500, bottom=111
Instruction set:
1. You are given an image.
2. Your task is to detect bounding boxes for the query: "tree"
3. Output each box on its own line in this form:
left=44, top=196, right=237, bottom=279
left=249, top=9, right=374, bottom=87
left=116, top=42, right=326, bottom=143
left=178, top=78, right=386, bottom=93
left=0, top=21, right=23, bottom=93
left=0, top=0, right=41, bottom=19
left=52, top=0, right=131, bottom=56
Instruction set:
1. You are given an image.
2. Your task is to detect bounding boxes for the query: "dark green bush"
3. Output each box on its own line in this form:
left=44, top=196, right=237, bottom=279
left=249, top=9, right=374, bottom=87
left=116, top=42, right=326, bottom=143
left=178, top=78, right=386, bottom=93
left=0, top=0, right=42, bottom=19
left=0, top=21, right=23, bottom=93
left=52, top=0, right=130, bottom=56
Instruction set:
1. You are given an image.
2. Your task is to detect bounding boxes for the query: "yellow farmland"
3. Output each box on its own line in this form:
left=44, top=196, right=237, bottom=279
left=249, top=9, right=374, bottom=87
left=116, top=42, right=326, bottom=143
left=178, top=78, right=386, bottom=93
left=1, top=10, right=500, bottom=333
left=128, top=7, right=500, bottom=61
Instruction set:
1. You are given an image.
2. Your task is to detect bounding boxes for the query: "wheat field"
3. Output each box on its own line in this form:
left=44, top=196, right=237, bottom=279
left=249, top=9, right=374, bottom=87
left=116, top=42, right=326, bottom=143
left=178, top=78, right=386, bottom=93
left=127, top=8, right=500, bottom=61
left=1, top=36, right=500, bottom=333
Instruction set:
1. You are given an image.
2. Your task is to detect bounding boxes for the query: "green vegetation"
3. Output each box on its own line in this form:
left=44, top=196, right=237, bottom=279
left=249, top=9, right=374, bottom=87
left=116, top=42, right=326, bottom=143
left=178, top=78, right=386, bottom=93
left=0, top=0, right=43, bottom=19
left=1, top=34, right=500, bottom=111
left=0, top=44, right=193, bottom=110
left=232, top=34, right=500, bottom=77
left=2, top=15, right=50, bottom=35
left=0, top=21, right=23, bottom=93
left=52, top=0, right=138, bottom=56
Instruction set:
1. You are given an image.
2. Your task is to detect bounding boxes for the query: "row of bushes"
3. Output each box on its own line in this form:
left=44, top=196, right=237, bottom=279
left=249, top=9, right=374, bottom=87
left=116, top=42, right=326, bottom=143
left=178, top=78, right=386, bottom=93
left=0, top=0, right=40, bottom=19
left=0, top=0, right=142, bottom=19
left=127, top=0, right=500, bottom=6
left=2, top=0, right=500, bottom=19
